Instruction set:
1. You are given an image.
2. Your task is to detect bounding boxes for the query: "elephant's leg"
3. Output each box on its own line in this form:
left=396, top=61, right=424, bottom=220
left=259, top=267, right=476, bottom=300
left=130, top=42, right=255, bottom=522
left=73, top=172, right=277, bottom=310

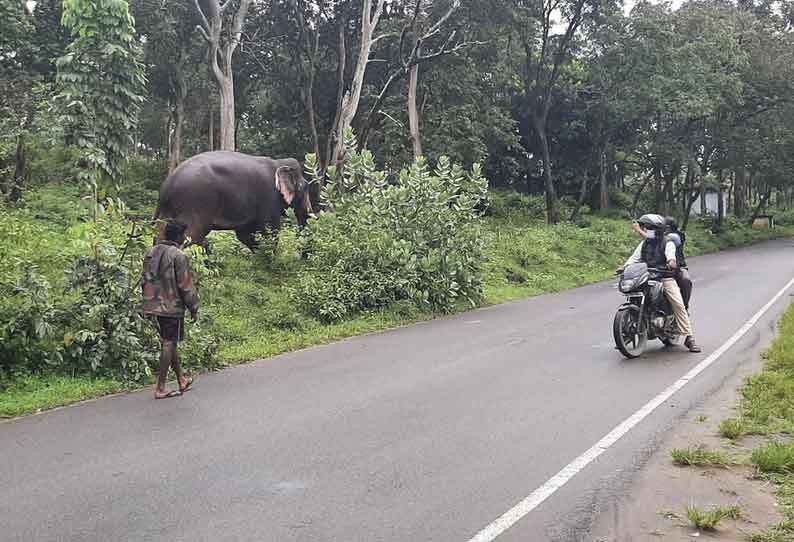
left=186, top=222, right=212, bottom=254
left=235, top=228, right=259, bottom=253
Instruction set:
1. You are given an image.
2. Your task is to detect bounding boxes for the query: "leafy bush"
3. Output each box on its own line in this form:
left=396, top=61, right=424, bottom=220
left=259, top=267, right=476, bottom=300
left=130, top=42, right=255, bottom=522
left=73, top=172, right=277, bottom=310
left=0, top=262, right=63, bottom=379
left=485, top=190, right=548, bottom=221
left=293, top=130, right=488, bottom=322
left=61, top=218, right=158, bottom=381
left=773, top=209, right=794, bottom=227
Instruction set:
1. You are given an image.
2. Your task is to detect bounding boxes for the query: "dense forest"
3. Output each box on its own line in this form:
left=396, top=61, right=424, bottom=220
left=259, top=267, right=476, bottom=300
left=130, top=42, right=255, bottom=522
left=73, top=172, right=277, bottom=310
left=5, top=0, right=794, bottom=222
left=2, top=0, right=794, bottom=414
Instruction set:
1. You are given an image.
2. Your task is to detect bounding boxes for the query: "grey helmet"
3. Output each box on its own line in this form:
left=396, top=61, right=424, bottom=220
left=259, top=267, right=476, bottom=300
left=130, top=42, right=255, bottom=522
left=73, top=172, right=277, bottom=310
left=637, top=213, right=666, bottom=230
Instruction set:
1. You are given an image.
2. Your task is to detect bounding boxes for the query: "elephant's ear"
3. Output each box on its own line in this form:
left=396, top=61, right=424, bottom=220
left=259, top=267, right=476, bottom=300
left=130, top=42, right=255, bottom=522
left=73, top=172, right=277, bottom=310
left=275, top=166, right=297, bottom=205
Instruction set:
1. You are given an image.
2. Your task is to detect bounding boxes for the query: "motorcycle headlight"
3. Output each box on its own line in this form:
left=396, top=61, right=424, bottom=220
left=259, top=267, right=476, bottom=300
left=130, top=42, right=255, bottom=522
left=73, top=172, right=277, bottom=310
left=619, top=278, right=636, bottom=293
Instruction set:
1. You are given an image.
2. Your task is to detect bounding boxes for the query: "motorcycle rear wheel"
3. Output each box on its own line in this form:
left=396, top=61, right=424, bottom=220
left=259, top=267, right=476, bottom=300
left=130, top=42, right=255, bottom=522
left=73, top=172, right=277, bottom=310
left=614, top=305, right=647, bottom=359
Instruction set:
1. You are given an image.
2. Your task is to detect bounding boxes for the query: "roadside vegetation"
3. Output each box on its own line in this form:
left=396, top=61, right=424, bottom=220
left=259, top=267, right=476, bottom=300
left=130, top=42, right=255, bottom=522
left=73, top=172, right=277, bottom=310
left=2, top=172, right=791, bottom=418
left=667, top=302, right=794, bottom=539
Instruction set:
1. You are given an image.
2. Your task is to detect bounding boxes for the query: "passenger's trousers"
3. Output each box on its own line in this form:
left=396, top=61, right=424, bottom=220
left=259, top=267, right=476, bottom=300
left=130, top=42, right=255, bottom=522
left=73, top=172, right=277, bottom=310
left=662, top=278, right=692, bottom=337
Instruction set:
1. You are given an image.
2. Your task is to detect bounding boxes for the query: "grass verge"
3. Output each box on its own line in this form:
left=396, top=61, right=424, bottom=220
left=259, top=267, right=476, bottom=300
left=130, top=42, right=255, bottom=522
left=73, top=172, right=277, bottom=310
left=671, top=445, right=735, bottom=467
left=715, top=302, right=794, bottom=541
left=0, top=375, right=127, bottom=419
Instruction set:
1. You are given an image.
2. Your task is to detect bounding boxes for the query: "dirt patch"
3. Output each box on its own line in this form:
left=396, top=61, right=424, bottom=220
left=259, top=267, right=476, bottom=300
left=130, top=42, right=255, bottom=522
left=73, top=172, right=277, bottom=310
left=590, top=358, right=782, bottom=541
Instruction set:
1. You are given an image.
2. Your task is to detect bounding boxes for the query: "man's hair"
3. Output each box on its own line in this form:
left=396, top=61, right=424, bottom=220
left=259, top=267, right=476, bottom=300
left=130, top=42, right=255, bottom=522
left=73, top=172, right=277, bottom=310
left=164, top=221, right=187, bottom=242
left=664, top=216, right=679, bottom=232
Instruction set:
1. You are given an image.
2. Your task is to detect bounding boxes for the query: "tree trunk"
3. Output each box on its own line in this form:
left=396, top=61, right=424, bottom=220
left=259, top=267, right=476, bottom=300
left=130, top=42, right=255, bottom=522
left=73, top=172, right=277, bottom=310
left=631, top=174, right=653, bottom=216
left=208, top=102, right=215, bottom=152
left=717, top=169, right=725, bottom=229
left=570, top=169, right=589, bottom=222
left=734, top=167, right=746, bottom=217
left=653, top=163, right=663, bottom=210
left=332, top=0, right=386, bottom=169
left=195, top=0, right=251, bottom=152
left=218, top=75, right=235, bottom=151
left=169, top=100, right=184, bottom=173
left=532, top=114, right=558, bottom=224
left=598, top=149, right=608, bottom=210
left=663, top=174, right=674, bottom=216
left=324, top=14, right=347, bottom=176
left=699, top=184, right=706, bottom=215
left=408, top=63, right=422, bottom=159
left=9, top=134, right=25, bottom=203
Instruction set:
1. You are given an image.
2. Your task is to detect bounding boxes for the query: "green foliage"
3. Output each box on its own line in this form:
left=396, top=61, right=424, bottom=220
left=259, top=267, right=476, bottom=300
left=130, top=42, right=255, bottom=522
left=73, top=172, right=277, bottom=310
left=0, top=262, right=63, bottom=378
left=752, top=442, right=794, bottom=474
left=485, top=190, right=548, bottom=221
left=719, top=418, right=746, bottom=439
left=671, top=446, right=734, bottom=467
left=685, top=504, right=742, bottom=531
left=56, top=0, right=146, bottom=209
left=294, top=130, right=488, bottom=322
left=60, top=216, right=158, bottom=381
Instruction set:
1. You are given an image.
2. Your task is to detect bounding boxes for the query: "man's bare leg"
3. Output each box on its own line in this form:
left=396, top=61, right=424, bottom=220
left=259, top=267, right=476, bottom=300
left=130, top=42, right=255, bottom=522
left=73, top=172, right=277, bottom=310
left=155, top=340, right=180, bottom=399
left=172, top=348, right=193, bottom=392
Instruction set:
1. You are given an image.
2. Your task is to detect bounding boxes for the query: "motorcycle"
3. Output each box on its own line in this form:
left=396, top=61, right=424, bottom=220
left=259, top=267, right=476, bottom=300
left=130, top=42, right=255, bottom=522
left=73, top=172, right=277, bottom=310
left=613, top=262, right=680, bottom=358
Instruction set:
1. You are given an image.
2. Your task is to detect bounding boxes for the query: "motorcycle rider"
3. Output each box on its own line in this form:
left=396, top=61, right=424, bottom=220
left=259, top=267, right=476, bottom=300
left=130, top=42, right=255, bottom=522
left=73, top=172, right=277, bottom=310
left=620, top=214, right=701, bottom=353
left=663, top=216, right=692, bottom=311
left=630, top=216, right=692, bottom=311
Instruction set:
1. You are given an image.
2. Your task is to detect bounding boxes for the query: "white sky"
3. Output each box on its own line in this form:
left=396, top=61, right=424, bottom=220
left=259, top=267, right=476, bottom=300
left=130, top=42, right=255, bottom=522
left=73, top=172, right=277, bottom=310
left=623, top=0, right=687, bottom=14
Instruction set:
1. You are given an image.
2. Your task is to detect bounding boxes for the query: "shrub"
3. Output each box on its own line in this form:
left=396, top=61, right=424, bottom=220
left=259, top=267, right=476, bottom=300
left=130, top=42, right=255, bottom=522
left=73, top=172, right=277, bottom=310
left=61, top=218, right=159, bottom=381
left=293, top=130, right=488, bottom=322
left=0, top=262, right=63, bottom=378
left=485, top=190, right=547, bottom=221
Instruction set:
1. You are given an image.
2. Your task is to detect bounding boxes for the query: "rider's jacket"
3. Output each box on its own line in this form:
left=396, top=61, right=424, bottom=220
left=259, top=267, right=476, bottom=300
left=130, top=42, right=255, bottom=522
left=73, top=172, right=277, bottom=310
left=640, top=237, right=668, bottom=267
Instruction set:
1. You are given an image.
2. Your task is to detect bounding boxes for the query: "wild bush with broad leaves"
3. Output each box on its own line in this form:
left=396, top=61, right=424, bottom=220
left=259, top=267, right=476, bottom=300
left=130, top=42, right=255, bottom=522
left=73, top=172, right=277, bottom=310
left=293, top=130, right=488, bottom=322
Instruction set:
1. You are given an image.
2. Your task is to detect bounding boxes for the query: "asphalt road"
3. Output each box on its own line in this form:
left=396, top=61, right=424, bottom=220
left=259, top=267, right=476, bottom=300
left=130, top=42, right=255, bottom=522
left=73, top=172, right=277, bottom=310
left=2, top=238, right=793, bottom=542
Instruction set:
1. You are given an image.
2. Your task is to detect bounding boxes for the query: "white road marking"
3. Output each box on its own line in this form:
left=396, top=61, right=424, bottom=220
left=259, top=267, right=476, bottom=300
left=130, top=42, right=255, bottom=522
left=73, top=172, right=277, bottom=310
left=466, top=275, right=794, bottom=542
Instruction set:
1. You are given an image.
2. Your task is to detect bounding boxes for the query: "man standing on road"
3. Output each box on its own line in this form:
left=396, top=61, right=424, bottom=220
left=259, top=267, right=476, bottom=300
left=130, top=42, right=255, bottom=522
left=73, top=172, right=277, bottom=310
left=621, top=214, right=702, bottom=353
left=142, top=221, right=199, bottom=399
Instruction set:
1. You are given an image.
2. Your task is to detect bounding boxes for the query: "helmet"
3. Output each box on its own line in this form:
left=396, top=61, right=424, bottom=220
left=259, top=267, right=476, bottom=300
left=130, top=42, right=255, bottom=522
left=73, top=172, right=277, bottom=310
left=664, top=216, right=678, bottom=232
left=637, top=213, right=666, bottom=230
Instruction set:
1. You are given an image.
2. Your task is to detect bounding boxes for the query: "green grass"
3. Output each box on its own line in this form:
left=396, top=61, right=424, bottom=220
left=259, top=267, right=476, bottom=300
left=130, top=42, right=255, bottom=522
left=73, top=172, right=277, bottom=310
left=744, top=519, right=794, bottom=541
left=0, top=375, right=127, bottom=418
left=671, top=445, right=735, bottom=467
left=713, top=302, right=794, bottom=539
left=686, top=504, right=743, bottom=530
left=3, top=185, right=794, bottom=418
left=720, top=418, right=747, bottom=439
left=751, top=442, right=794, bottom=474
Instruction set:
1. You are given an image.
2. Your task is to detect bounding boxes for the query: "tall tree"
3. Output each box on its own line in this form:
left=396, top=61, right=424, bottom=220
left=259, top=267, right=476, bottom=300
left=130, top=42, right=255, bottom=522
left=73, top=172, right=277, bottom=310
left=514, top=0, right=610, bottom=223
left=330, top=0, right=388, bottom=169
left=57, top=0, right=146, bottom=209
left=193, top=0, right=252, bottom=150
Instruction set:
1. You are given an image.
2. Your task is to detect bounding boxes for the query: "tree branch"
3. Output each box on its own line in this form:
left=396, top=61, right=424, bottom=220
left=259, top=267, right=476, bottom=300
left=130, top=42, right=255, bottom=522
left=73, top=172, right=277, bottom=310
left=193, top=0, right=212, bottom=33
left=196, top=24, right=211, bottom=43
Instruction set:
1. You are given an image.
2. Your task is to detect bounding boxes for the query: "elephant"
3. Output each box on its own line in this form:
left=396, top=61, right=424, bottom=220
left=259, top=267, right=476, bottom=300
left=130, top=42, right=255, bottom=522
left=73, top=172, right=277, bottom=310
left=153, top=151, right=315, bottom=252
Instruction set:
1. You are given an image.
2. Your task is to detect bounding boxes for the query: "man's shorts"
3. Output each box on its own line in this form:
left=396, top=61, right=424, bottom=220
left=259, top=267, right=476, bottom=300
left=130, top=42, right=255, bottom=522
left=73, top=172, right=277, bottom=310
left=154, top=316, right=185, bottom=343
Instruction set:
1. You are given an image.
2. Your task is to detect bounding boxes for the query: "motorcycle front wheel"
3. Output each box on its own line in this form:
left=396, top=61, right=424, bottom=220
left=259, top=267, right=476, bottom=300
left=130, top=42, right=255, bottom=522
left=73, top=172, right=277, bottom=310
left=613, top=305, right=647, bottom=359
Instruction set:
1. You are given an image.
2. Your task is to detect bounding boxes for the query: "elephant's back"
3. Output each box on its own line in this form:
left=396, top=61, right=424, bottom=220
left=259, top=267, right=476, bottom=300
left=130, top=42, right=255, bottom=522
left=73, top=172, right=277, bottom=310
left=159, top=151, right=273, bottom=214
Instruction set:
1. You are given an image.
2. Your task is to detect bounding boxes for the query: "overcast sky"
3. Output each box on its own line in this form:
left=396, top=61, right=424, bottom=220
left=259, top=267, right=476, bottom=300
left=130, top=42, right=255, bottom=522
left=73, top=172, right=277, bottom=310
left=623, top=0, right=686, bottom=14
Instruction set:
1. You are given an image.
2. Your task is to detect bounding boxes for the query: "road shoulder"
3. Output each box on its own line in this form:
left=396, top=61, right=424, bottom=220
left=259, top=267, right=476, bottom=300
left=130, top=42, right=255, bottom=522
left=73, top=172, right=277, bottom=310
left=590, top=305, right=794, bottom=541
